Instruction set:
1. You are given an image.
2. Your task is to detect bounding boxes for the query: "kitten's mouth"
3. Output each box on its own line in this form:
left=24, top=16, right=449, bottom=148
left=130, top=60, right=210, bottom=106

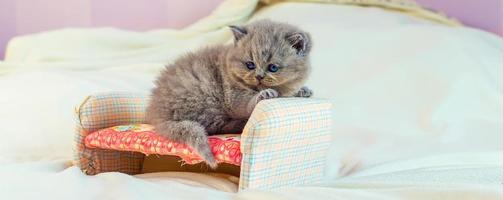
left=256, top=81, right=267, bottom=88
left=255, top=81, right=269, bottom=90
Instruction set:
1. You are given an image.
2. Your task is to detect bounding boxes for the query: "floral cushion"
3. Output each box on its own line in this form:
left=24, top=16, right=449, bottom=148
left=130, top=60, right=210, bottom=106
left=84, top=124, right=242, bottom=166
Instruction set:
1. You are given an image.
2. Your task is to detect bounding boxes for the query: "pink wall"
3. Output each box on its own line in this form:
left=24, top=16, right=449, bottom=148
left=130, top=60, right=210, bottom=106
left=0, top=0, right=502, bottom=60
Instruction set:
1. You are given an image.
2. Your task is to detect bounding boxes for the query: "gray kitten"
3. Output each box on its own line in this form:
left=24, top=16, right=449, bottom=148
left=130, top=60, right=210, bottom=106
left=146, top=19, right=313, bottom=168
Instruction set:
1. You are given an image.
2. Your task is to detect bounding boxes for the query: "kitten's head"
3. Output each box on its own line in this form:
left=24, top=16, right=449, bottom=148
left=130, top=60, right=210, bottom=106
left=224, top=20, right=312, bottom=91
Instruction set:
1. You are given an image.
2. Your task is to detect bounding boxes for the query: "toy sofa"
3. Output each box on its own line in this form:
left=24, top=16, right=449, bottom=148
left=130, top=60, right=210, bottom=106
left=73, top=92, right=333, bottom=190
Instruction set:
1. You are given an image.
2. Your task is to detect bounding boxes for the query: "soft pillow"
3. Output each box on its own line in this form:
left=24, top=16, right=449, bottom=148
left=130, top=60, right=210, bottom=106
left=85, top=124, right=242, bottom=166
left=261, top=0, right=420, bottom=9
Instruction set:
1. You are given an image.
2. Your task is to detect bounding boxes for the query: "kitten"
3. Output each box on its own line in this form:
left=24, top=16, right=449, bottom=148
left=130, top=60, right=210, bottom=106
left=146, top=19, right=313, bottom=168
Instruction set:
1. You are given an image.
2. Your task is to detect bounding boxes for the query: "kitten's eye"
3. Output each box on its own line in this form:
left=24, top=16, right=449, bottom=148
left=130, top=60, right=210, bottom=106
left=267, top=64, right=279, bottom=73
left=244, top=61, right=256, bottom=70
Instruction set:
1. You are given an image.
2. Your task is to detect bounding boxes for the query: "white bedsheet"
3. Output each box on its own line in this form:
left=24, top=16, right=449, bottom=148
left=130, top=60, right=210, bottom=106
left=1, top=159, right=503, bottom=199
left=1, top=1, right=503, bottom=199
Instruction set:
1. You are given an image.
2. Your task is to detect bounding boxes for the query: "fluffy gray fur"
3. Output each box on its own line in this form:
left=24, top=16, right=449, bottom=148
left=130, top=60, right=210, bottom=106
left=146, top=19, right=313, bottom=168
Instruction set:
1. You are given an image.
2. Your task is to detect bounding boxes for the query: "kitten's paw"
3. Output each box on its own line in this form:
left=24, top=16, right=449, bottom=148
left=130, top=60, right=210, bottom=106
left=257, top=89, right=279, bottom=102
left=296, top=86, right=313, bottom=98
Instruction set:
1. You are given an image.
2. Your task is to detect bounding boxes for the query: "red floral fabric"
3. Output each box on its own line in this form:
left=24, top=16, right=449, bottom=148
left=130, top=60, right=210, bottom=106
left=84, top=124, right=242, bottom=166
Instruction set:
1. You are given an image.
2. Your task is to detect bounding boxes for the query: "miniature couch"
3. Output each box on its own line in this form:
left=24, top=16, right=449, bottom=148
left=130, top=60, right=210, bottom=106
left=74, top=92, right=333, bottom=190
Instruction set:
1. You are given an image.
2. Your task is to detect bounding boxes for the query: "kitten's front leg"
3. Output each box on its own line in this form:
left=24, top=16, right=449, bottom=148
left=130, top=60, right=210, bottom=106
left=228, top=88, right=279, bottom=119
left=256, top=88, right=280, bottom=101
left=294, top=86, right=313, bottom=98
left=245, top=88, right=279, bottom=115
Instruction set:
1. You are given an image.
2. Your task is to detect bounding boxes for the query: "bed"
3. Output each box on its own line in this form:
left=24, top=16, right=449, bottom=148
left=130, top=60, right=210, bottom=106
left=1, top=0, right=503, bottom=199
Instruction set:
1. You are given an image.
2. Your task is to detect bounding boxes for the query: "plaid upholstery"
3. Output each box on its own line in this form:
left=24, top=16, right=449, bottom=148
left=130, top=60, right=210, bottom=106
left=240, top=98, right=333, bottom=190
left=74, top=92, right=333, bottom=190
left=74, top=93, right=148, bottom=175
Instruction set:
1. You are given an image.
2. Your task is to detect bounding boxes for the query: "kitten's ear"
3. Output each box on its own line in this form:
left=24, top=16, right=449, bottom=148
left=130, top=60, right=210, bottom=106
left=286, top=32, right=311, bottom=56
left=229, top=25, right=248, bottom=42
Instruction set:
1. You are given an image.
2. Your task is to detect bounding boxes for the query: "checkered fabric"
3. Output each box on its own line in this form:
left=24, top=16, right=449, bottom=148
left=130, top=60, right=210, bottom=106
left=239, top=98, right=333, bottom=190
left=74, top=92, right=333, bottom=190
left=74, top=93, right=148, bottom=175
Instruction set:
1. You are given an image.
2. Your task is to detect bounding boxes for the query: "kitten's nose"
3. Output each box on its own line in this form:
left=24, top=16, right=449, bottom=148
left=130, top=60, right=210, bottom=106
left=255, top=74, right=264, bottom=81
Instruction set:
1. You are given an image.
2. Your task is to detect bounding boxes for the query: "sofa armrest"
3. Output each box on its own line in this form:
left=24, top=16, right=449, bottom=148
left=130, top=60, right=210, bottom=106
left=76, top=92, right=148, bottom=134
left=239, top=98, right=333, bottom=190
left=74, top=92, right=148, bottom=174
